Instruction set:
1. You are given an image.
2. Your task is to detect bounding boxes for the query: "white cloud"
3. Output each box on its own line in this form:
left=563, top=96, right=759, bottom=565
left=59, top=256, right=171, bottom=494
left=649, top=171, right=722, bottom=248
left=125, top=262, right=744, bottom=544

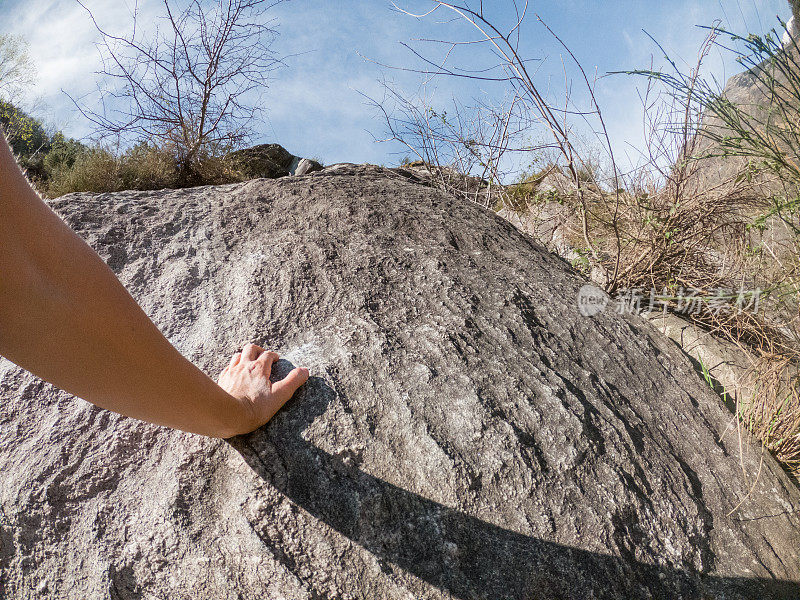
left=2, top=0, right=163, bottom=135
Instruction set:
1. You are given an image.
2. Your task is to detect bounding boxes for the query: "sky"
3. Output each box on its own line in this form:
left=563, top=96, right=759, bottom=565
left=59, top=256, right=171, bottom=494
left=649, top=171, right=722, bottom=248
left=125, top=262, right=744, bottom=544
left=0, top=0, right=792, bottom=174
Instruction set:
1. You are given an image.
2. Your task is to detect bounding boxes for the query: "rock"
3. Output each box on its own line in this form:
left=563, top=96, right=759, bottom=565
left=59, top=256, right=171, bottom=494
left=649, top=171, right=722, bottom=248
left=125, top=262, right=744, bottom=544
left=228, top=143, right=321, bottom=179
left=293, top=157, right=322, bottom=176
left=229, top=142, right=296, bottom=178
left=495, top=168, right=578, bottom=251
left=1, top=164, right=799, bottom=599
left=647, top=311, right=762, bottom=403
left=647, top=311, right=800, bottom=429
left=691, top=11, right=800, bottom=197
left=691, top=65, right=785, bottom=191
left=495, top=169, right=610, bottom=284
left=399, top=160, right=495, bottom=203
left=782, top=15, right=797, bottom=46
left=789, top=2, right=800, bottom=45
left=497, top=198, right=584, bottom=269
left=536, top=169, right=579, bottom=197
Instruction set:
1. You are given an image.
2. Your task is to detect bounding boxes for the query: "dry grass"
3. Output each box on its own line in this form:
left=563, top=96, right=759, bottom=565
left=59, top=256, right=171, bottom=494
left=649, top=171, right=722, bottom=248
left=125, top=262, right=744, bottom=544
left=43, top=143, right=247, bottom=198
left=493, top=73, right=800, bottom=476
left=45, top=147, right=123, bottom=197
left=739, top=358, right=800, bottom=478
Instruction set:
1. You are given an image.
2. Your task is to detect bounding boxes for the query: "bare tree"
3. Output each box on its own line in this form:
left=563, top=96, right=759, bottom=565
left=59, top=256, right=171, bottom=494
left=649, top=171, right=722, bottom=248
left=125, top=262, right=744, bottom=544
left=376, top=1, right=625, bottom=284
left=0, top=34, right=35, bottom=102
left=368, top=80, right=529, bottom=207
left=72, top=0, right=287, bottom=182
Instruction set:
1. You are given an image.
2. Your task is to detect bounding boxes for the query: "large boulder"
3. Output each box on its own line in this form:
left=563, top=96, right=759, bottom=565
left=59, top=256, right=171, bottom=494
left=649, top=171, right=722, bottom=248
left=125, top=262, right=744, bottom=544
left=0, top=164, right=799, bottom=599
left=691, top=17, right=799, bottom=199
left=229, top=143, right=322, bottom=179
left=691, top=63, right=790, bottom=192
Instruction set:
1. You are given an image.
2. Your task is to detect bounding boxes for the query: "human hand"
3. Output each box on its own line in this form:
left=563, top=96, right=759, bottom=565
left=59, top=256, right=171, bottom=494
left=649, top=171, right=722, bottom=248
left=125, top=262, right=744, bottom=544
left=217, top=343, right=309, bottom=435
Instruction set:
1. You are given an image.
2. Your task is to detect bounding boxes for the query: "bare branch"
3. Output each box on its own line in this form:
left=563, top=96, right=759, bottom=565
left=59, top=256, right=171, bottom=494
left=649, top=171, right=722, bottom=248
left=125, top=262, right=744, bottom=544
left=73, top=0, right=287, bottom=183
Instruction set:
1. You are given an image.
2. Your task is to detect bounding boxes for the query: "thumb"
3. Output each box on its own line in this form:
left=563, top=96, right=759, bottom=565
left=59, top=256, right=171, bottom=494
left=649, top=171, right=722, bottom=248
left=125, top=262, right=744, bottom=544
left=272, top=367, right=310, bottom=403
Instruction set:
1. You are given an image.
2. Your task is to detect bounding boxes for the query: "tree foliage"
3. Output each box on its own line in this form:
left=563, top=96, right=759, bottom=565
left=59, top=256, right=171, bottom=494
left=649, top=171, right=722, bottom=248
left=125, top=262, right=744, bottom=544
left=0, top=99, right=88, bottom=187
left=0, top=100, right=50, bottom=159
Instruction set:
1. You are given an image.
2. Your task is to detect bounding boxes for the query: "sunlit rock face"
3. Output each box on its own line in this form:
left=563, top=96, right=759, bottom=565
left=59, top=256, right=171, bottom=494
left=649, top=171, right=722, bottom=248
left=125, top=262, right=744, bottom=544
left=787, top=1, right=800, bottom=45
left=693, top=6, right=800, bottom=196
left=782, top=15, right=797, bottom=46
left=0, top=164, right=799, bottom=599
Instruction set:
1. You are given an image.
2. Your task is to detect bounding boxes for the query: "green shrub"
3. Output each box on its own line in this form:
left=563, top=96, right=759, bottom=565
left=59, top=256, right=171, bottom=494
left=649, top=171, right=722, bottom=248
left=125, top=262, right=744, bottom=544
left=46, top=147, right=122, bottom=197
left=118, top=142, right=178, bottom=191
left=0, top=100, right=92, bottom=190
left=43, top=141, right=249, bottom=197
left=43, top=133, right=87, bottom=174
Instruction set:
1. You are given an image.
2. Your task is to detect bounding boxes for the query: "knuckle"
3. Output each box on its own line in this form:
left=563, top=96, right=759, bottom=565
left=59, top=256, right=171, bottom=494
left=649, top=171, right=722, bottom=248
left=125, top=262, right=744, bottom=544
left=258, top=350, right=278, bottom=363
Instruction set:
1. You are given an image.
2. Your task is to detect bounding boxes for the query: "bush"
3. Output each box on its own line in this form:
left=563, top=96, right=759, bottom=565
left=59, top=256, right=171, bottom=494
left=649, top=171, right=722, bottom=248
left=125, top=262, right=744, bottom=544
left=45, top=147, right=123, bottom=197
left=118, top=143, right=178, bottom=191
left=42, top=141, right=248, bottom=197
left=43, top=133, right=87, bottom=174
left=190, top=153, right=247, bottom=186
left=0, top=100, right=93, bottom=190
left=46, top=144, right=179, bottom=197
left=0, top=99, right=252, bottom=196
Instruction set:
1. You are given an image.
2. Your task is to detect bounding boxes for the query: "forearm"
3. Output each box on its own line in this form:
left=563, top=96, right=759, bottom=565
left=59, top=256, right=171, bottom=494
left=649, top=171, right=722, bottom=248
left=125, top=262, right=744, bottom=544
left=0, top=135, right=252, bottom=438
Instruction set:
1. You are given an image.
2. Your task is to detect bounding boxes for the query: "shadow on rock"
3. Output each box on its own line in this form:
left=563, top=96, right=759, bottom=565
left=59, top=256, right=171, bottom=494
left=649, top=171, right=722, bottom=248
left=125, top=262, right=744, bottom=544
left=228, top=361, right=800, bottom=600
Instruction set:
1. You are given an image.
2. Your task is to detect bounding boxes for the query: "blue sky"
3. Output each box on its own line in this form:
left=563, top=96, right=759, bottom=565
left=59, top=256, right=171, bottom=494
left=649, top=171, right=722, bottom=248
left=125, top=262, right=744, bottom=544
left=0, top=0, right=791, bottom=172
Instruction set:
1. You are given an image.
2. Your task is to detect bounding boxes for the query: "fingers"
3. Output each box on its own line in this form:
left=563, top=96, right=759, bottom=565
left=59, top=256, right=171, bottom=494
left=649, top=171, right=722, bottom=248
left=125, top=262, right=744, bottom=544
left=241, top=343, right=264, bottom=361
left=271, top=367, right=310, bottom=403
left=255, top=350, right=279, bottom=365
left=254, top=350, right=279, bottom=378
left=228, top=352, right=242, bottom=368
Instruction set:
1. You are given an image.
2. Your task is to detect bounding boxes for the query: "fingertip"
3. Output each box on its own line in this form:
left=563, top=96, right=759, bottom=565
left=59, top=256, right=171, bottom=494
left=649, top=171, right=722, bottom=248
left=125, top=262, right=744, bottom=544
left=288, top=366, right=309, bottom=385
left=242, top=343, right=265, bottom=361
left=292, top=366, right=310, bottom=385
left=257, top=350, right=280, bottom=364
left=273, top=366, right=310, bottom=402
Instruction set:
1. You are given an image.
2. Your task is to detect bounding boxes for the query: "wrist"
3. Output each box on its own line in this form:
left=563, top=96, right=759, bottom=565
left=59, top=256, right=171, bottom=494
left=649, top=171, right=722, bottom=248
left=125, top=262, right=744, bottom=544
left=213, top=391, right=260, bottom=438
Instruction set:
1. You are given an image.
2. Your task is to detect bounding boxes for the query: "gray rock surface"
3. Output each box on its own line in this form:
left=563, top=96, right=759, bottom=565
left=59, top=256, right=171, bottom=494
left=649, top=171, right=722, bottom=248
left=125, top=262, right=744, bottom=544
left=229, top=142, right=296, bottom=178
left=1, top=164, right=799, bottom=599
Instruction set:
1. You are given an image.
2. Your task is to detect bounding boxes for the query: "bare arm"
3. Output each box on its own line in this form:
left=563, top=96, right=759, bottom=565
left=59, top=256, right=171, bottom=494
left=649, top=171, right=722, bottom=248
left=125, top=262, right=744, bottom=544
left=0, top=134, right=308, bottom=438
